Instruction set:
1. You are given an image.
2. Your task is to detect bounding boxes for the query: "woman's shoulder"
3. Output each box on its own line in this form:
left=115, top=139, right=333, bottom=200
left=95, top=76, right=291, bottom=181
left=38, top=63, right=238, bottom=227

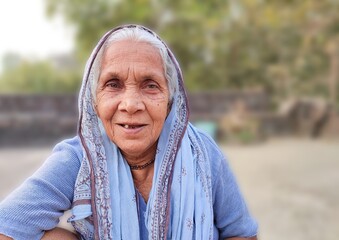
left=191, top=124, right=226, bottom=166
left=53, top=135, right=82, bottom=151
left=51, top=136, right=83, bottom=164
left=189, top=124, right=230, bottom=185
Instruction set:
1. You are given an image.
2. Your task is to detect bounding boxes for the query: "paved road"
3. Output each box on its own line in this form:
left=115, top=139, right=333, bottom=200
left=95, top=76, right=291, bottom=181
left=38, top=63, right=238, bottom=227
left=224, top=138, right=339, bottom=240
left=1, top=138, right=338, bottom=239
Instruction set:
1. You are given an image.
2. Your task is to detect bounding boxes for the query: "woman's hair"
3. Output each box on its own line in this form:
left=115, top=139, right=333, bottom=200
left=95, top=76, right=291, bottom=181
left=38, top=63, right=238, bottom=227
left=91, top=26, right=178, bottom=102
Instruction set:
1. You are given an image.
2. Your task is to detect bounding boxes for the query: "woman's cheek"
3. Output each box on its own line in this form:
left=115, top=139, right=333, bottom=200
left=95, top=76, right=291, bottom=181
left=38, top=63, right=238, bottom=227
left=97, top=91, right=118, bottom=114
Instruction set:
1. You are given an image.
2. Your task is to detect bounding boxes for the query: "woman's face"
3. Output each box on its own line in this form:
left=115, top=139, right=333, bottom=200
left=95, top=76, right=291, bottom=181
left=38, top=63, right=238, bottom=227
left=96, top=40, right=170, bottom=160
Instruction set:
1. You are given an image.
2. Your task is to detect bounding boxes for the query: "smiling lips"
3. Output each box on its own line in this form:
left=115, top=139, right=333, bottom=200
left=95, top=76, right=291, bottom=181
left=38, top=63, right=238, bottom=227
left=120, top=124, right=145, bottom=129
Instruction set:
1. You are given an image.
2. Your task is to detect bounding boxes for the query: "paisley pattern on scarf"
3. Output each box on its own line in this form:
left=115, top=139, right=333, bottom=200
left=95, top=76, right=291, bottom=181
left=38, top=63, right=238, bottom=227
left=69, top=24, right=214, bottom=240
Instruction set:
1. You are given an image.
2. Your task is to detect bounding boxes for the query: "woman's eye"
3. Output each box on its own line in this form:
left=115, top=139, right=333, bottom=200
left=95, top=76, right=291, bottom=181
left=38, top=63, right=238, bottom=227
left=146, top=83, right=158, bottom=89
left=143, top=80, right=159, bottom=90
left=105, top=80, right=121, bottom=89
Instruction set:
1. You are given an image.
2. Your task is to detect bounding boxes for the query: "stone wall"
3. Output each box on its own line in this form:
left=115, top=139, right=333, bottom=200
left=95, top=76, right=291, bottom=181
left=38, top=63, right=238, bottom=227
left=0, top=91, right=270, bottom=145
left=188, top=89, right=269, bottom=121
left=0, top=94, right=78, bottom=146
left=1, top=91, right=337, bottom=146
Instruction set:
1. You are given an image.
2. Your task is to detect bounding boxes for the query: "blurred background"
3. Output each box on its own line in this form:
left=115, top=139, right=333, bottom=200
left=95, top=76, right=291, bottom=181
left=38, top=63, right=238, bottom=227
left=0, top=0, right=338, bottom=239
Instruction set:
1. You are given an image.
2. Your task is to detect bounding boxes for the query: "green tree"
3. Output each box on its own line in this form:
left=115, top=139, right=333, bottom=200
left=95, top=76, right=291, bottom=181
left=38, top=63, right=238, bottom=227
left=0, top=60, right=81, bottom=93
left=2, top=0, right=339, bottom=107
left=45, top=0, right=339, bottom=102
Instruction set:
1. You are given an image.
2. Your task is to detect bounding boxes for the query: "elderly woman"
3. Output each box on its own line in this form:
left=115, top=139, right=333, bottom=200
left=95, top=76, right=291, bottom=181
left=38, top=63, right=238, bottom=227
left=0, top=25, right=257, bottom=239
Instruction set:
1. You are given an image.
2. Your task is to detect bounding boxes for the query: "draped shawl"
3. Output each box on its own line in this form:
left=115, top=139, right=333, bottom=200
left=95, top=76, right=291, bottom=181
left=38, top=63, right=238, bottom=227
left=68, top=24, right=213, bottom=240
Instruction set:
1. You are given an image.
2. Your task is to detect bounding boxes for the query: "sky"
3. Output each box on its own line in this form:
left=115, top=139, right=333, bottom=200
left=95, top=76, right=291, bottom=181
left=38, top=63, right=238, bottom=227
left=0, top=0, right=74, bottom=62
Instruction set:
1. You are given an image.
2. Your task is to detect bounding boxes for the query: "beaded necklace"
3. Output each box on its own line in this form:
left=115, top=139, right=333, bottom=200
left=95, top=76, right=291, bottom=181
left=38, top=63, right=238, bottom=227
left=129, top=159, right=155, bottom=170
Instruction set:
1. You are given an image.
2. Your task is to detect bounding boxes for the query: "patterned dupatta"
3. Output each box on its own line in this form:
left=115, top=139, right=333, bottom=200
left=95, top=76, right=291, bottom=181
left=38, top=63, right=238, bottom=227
left=69, top=25, right=213, bottom=239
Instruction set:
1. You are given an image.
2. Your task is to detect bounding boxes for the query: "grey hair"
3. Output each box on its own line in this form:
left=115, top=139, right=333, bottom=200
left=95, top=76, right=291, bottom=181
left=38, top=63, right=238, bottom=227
left=91, top=26, right=178, bottom=102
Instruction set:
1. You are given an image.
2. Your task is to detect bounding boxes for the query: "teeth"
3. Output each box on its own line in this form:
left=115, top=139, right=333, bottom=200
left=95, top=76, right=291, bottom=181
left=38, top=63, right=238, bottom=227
left=122, top=124, right=141, bottom=129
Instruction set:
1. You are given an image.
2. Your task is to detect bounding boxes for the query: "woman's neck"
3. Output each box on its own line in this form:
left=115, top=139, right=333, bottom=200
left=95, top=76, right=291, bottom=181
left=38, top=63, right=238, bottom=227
left=121, top=143, right=157, bottom=167
left=132, top=166, right=154, bottom=202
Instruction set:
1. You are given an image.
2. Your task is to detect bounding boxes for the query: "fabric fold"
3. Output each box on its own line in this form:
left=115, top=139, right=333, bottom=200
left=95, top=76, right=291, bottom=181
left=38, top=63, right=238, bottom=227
left=68, top=205, right=92, bottom=222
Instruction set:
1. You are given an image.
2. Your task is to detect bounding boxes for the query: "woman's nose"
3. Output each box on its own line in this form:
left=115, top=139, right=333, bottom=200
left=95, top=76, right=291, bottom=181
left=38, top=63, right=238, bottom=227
left=118, top=90, right=145, bottom=113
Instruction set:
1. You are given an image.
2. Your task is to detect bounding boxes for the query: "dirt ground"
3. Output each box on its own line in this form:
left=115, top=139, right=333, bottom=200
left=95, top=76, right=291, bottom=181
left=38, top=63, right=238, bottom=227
left=0, top=137, right=338, bottom=239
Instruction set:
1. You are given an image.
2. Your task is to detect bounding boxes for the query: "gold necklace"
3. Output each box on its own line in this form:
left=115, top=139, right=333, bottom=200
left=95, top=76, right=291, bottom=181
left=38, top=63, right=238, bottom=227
left=129, top=159, right=155, bottom=170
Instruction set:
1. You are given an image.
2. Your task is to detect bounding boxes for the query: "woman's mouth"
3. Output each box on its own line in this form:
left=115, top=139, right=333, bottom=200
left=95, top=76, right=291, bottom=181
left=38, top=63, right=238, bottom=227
left=120, top=124, right=145, bottom=129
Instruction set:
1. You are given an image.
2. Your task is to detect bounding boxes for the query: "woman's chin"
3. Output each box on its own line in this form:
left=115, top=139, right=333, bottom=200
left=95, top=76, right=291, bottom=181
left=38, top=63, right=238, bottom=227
left=117, top=141, right=158, bottom=161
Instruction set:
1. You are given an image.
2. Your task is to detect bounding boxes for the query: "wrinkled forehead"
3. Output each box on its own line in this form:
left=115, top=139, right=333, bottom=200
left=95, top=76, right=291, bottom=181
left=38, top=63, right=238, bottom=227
left=99, top=41, right=165, bottom=81
left=102, top=39, right=162, bottom=62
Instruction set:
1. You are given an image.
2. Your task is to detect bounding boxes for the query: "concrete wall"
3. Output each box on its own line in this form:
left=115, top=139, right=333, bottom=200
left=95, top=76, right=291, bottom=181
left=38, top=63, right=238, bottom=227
left=2, top=91, right=336, bottom=146
left=0, top=94, right=78, bottom=146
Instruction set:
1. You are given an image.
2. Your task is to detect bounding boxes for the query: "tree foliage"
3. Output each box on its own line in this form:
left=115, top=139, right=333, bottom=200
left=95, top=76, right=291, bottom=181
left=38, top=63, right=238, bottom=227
left=2, top=0, right=339, bottom=106
left=0, top=60, right=81, bottom=93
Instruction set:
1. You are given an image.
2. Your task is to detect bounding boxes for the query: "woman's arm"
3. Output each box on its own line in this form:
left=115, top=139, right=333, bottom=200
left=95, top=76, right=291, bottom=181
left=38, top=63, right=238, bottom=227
left=0, top=228, right=80, bottom=240
left=42, top=227, right=79, bottom=240
left=0, top=137, right=82, bottom=239
left=226, top=237, right=257, bottom=240
left=212, top=157, right=258, bottom=238
left=0, top=234, right=12, bottom=240
left=202, top=131, right=258, bottom=238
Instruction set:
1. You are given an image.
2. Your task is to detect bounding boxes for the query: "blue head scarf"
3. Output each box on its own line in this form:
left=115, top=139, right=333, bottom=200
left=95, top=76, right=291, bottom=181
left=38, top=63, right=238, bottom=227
left=69, top=24, right=213, bottom=240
